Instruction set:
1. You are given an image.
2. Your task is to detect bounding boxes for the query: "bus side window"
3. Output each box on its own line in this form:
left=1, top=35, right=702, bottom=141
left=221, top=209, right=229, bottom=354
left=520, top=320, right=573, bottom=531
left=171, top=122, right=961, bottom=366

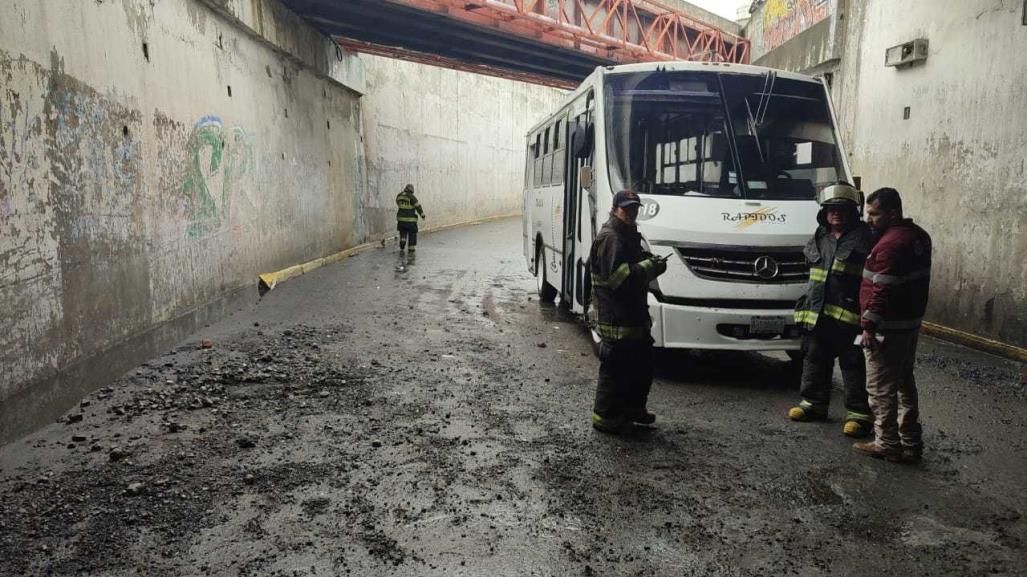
left=542, top=126, right=552, bottom=185
left=552, top=118, right=565, bottom=186
left=700, top=136, right=718, bottom=189
left=533, top=133, right=543, bottom=187
left=543, top=148, right=553, bottom=186
left=680, top=137, right=698, bottom=187
left=553, top=145, right=565, bottom=186
left=526, top=142, right=534, bottom=187
left=649, top=113, right=734, bottom=195
left=701, top=130, right=736, bottom=194
left=795, top=141, right=812, bottom=165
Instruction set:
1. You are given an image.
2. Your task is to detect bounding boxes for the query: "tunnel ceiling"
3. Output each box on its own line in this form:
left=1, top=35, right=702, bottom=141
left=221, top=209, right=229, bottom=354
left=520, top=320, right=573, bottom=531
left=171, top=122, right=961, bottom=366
left=280, top=0, right=614, bottom=86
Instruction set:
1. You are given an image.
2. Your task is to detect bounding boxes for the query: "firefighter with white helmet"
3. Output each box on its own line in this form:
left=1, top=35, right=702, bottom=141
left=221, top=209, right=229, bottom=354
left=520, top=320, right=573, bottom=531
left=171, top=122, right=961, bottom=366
left=788, top=182, right=874, bottom=437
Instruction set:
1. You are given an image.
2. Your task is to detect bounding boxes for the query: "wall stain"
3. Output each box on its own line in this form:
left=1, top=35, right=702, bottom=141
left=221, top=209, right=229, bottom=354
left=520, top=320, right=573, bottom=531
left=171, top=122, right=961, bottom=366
left=184, top=0, right=210, bottom=34
left=0, top=86, right=43, bottom=231
left=43, top=46, right=150, bottom=369
left=118, top=0, right=154, bottom=46
left=0, top=54, right=48, bottom=275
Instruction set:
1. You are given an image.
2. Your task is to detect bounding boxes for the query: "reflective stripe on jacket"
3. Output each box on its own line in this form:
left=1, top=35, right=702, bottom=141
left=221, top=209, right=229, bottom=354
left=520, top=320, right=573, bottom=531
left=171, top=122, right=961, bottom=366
left=794, top=222, right=873, bottom=330
left=396, top=191, right=424, bottom=223
left=588, top=216, right=659, bottom=342
left=859, top=219, right=932, bottom=332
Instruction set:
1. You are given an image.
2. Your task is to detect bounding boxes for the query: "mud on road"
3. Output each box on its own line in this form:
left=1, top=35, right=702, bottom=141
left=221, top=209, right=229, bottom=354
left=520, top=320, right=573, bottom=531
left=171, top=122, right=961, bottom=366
left=2, top=218, right=1025, bottom=576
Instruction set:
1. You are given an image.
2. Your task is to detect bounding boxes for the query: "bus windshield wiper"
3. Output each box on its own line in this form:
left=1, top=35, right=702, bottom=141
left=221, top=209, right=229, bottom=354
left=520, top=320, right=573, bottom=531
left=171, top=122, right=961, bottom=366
left=744, top=97, right=764, bottom=163
left=745, top=71, right=777, bottom=163
left=755, top=71, right=777, bottom=126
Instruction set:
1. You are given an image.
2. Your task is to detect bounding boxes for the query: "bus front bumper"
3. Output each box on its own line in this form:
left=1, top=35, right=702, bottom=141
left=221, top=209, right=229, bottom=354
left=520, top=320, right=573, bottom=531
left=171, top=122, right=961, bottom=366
left=649, top=299, right=802, bottom=351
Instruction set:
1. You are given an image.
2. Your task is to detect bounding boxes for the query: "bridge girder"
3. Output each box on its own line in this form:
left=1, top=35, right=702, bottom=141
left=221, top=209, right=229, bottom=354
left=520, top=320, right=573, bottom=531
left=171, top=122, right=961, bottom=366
left=283, top=0, right=749, bottom=87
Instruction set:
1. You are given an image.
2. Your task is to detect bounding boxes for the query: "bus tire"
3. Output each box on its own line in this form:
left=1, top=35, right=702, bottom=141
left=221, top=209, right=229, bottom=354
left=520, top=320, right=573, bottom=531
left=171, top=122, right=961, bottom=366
left=535, top=246, right=557, bottom=303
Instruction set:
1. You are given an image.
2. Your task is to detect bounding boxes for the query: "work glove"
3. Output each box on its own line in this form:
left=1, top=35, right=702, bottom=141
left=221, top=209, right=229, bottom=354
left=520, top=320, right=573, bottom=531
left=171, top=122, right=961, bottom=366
left=651, top=256, right=668, bottom=277
left=420, top=214, right=426, bottom=220
left=642, top=255, right=667, bottom=278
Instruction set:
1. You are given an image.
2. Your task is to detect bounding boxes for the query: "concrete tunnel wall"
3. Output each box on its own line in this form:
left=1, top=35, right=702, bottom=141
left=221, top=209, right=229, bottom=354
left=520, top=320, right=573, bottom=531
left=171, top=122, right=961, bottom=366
left=358, top=54, right=566, bottom=232
left=842, top=1, right=1027, bottom=348
left=0, top=0, right=365, bottom=442
left=0, top=0, right=565, bottom=442
left=748, top=0, right=1027, bottom=349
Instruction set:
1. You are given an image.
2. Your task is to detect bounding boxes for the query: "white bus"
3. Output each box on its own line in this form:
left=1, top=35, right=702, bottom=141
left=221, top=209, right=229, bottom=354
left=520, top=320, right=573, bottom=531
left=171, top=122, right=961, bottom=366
left=522, top=61, right=853, bottom=353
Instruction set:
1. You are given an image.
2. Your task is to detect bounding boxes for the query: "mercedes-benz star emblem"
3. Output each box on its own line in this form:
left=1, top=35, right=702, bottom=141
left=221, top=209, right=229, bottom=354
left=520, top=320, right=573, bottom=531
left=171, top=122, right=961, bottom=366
left=754, top=256, right=780, bottom=280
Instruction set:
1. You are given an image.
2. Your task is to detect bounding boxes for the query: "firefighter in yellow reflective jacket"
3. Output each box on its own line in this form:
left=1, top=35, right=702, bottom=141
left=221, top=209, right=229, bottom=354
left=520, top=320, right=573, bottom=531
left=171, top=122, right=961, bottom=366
left=789, top=183, right=874, bottom=437
left=396, top=184, right=425, bottom=254
left=589, top=190, right=667, bottom=434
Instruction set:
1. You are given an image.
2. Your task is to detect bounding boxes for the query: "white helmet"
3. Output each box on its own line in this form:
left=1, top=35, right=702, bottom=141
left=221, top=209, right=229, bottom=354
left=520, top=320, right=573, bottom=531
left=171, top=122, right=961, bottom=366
left=819, top=182, right=862, bottom=208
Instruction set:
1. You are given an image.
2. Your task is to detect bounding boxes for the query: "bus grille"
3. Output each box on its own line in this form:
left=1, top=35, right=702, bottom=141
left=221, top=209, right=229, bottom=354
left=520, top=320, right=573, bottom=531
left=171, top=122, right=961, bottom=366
left=676, top=247, right=808, bottom=284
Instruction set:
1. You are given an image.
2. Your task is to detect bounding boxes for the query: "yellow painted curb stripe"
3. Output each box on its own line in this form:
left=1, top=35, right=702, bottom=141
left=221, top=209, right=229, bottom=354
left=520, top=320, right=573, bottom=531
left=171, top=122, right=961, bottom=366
left=257, top=212, right=520, bottom=293
left=921, top=321, right=1027, bottom=363
left=257, top=243, right=372, bottom=292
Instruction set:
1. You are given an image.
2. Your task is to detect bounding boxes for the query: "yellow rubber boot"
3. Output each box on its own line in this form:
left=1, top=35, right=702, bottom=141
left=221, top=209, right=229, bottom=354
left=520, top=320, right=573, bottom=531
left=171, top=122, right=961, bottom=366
left=592, top=412, right=629, bottom=434
left=842, top=412, right=875, bottom=435
left=788, top=403, right=826, bottom=422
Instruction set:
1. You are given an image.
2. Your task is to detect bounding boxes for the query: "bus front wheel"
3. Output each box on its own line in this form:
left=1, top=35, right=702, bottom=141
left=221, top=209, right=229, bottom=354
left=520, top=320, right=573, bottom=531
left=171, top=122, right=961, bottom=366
left=536, top=247, right=557, bottom=303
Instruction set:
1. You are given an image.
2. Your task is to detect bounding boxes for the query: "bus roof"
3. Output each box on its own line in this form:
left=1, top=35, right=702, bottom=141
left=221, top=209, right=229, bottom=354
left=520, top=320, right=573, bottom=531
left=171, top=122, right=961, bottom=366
left=599, top=60, right=818, bottom=83
left=526, top=61, right=822, bottom=136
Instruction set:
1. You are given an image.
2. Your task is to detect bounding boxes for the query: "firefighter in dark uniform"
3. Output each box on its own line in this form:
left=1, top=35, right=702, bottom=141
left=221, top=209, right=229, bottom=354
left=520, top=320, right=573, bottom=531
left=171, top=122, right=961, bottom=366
left=789, top=182, right=874, bottom=437
left=589, top=190, right=668, bottom=434
left=396, top=184, right=425, bottom=254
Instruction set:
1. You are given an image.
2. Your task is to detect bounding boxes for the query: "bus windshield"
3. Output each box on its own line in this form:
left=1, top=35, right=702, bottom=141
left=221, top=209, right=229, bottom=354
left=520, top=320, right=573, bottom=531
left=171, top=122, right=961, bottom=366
left=604, top=71, right=847, bottom=200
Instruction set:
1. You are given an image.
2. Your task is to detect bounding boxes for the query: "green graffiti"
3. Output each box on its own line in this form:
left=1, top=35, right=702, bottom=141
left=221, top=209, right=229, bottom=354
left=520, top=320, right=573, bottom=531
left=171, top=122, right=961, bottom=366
left=181, top=116, right=255, bottom=239
left=225, top=125, right=256, bottom=213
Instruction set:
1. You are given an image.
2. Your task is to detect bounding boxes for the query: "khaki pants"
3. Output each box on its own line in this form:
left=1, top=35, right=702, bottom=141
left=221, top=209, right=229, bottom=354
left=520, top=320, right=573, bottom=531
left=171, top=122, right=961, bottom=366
left=864, top=330, right=922, bottom=451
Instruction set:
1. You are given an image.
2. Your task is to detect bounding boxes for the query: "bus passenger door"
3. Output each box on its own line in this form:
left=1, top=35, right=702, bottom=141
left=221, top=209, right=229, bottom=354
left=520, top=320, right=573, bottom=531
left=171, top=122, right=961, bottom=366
left=561, top=117, right=577, bottom=308
left=522, top=140, right=535, bottom=270
left=562, top=97, right=595, bottom=314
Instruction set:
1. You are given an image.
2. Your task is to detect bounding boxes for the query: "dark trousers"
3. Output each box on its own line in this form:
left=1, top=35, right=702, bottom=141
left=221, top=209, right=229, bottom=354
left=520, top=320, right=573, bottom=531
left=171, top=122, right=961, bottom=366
left=594, top=338, right=654, bottom=421
left=398, top=222, right=418, bottom=250
left=799, top=319, right=871, bottom=420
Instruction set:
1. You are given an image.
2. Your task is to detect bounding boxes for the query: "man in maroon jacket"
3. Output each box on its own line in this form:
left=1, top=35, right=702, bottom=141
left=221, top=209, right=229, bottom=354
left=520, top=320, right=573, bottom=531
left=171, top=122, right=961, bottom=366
left=853, top=188, right=932, bottom=463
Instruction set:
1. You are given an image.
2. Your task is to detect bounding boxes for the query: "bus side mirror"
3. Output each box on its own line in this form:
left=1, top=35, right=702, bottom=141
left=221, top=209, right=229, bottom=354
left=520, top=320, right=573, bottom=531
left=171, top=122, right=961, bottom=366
left=579, top=166, right=594, bottom=191
left=572, top=123, right=593, bottom=159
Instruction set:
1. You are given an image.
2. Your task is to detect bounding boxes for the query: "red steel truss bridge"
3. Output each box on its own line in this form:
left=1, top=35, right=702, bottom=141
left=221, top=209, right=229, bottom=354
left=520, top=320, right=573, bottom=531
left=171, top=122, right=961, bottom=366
left=282, top=0, right=750, bottom=89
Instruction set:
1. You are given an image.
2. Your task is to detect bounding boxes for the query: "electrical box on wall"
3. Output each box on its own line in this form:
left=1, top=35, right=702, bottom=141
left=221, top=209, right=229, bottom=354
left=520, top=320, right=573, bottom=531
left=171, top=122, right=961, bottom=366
left=885, top=38, right=928, bottom=68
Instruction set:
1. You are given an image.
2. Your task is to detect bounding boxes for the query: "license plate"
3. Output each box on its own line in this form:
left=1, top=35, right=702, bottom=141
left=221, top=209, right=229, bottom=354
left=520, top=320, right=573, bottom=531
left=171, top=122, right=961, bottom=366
left=750, top=316, right=786, bottom=334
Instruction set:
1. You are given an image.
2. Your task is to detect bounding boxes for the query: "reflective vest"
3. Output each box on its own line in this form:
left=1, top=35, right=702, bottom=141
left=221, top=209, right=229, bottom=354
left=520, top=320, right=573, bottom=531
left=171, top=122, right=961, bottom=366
left=396, top=191, right=424, bottom=224
left=589, top=217, right=661, bottom=342
left=794, top=222, right=873, bottom=330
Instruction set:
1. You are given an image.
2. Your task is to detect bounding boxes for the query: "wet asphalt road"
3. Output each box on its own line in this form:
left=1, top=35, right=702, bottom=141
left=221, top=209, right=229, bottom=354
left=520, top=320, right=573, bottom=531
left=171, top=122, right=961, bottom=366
left=1, top=217, right=1025, bottom=576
